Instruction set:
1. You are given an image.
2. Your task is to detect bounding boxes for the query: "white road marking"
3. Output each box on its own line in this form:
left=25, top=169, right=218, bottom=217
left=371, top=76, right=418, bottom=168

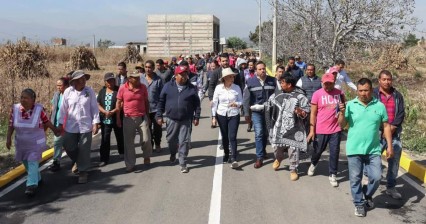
left=209, top=133, right=224, bottom=224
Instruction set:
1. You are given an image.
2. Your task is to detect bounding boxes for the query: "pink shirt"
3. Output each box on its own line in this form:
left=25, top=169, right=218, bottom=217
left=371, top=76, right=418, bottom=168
left=311, top=88, right=343, bottom=134
left=117, top=82, right=148, bottom=117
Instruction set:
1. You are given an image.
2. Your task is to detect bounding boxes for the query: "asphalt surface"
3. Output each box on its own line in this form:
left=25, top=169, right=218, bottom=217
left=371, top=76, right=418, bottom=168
left=0, top=99, right=425, bottom=224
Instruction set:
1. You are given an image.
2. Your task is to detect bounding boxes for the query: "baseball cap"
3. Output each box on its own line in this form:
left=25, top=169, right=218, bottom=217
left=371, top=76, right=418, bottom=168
left=322, top=73, right=335, bottom=83
left=104, top=72, right=115, bottom=81
left=174, top=65, right=188, bottom=75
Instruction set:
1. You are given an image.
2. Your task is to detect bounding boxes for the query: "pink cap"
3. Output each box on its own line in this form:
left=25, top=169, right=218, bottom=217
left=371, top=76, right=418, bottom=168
left=322, top=73, right=335, bottom=83
left=329, top=66, right=339, bottom=74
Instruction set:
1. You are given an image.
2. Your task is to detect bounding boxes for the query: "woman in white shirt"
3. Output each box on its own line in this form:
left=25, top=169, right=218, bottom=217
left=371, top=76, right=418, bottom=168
left=211, top=68, right=243, bottom=168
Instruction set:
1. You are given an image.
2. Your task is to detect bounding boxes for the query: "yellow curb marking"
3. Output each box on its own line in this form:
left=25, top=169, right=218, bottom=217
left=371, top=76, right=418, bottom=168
left=382, top=151, right=426, bottom=184
left=0, top=148, right=54, bottom=188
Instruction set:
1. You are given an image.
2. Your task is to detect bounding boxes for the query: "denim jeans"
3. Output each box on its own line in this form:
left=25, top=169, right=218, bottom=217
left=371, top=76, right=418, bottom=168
left=381, top=133, right=402, bottom=189
left=251, top=111, right=268, bottom=159
left=52, top=134, right=64, bottom=162
left=310, top=132, right=341, bottom=175
left=348, top=154, right=382, bottom=206
left=216, top=114, right=240, bottom=161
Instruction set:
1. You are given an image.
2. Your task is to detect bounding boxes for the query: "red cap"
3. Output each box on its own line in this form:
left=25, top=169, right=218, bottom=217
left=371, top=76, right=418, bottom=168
left=174, top=65, right=188, bottom=75
left=322, top=73, right=335, bottom=83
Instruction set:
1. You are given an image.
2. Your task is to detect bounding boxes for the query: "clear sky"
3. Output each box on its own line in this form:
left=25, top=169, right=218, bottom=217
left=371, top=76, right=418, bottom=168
left=0, top=0, right=424, bottom=45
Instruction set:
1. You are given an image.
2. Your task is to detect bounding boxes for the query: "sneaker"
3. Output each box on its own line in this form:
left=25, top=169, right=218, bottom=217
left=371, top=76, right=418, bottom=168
left=48, top=160, right=61, bottom=172
left=78, top=172, right=88, bottom=184
left=181, top=166, right=189, bottom=173
left=223, top=155, right=230, bottom=164
left=170, top=154, right=177, bottom=163
left=290, top=170, right=299, bottom=181
left=386, top=188, right=402, bottom=200
left=272, top=159, right=280, bottom=171
left=98, top=162, right=107, bottom=167
left=354, top=205, right=366, bottom=217
left=254, top=159, right=263, bottom=169
left=365, top=197, right=375, bottom=210
left=307, top=163, right=316, bottom=176
left=329, top=174, right=339, bottom=187
left=218, top=145, right=224, bottom=150
left=24, top=185, right=37, bottom=197
left=230, top=161, right=239, bottom=169
left=71, top=163, right=79, bottom=174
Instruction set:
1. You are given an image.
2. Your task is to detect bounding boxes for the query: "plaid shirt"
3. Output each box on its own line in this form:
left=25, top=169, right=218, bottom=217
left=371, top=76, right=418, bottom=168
left=9, top=104, right=49, bottom=128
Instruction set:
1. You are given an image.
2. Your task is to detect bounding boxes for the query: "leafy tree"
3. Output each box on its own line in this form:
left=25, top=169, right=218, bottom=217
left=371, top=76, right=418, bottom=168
left=249, top=21, right=273, bottom=45
left=227, top=37, right=247, bottom=50
left=97, top=39, right=115, bottom=49
left=404, top=33, right=419, bottom=48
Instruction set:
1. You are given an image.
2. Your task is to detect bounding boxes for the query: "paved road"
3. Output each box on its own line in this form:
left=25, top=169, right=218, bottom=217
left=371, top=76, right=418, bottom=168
left=0, top=99, right=425, bottom=224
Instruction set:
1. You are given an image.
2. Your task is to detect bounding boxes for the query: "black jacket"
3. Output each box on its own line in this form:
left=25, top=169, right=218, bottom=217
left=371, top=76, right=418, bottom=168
left=156, top=79, right=201, bottom=121
left=208, top=67, right=242, bottom=100
left=373, top=87, right=405, bottom=134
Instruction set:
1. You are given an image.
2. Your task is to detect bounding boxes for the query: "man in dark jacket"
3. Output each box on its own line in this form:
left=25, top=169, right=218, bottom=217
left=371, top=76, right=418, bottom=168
left=243, top=61, right=277, bottom=168
left=286, top=56, right=304, bottom=81
left=208, top=53, right=242, bottom=101
left=156, top=65, right=201, bottom=173
left=373, top=70, right=405, bottom=200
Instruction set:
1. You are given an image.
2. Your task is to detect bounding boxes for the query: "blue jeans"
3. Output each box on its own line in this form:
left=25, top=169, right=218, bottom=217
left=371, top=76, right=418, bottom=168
left=381, top=134, right=402, bottom=189
left=348, top=155, right=382, bottom=206
left=216, top=114, right=240, bottom=161
left=251, top=111, right=268, bottom=159
left=311, top=132, right=341, bottom=175
left=23, top=160, right=41, bottom=187
left=53, top=134, right=64, bottom=162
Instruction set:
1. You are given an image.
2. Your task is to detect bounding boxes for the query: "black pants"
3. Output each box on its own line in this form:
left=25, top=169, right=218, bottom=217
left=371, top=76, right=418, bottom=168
left=310, top=132, right=341, bottom=175
left=100, top=122, right=124, bottom=163
left=149, top=112, right=162, bottom=146
left=216, top=114, right=240, bottom=161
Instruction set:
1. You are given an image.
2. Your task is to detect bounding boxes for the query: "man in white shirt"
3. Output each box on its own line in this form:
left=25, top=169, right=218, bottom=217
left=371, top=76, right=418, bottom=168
left=58, top=70, right=100, bottom=184
left=328, top=60, right=357, bottom=91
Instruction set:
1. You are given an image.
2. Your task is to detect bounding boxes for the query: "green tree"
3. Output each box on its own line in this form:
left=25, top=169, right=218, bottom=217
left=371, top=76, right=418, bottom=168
left=249, top=21, right=273, bottom=45
left=404, top=33, right=419, bottom=47
left=97, top=39, right=115, bottom=49
left=227, top=37, right=247, bottom=50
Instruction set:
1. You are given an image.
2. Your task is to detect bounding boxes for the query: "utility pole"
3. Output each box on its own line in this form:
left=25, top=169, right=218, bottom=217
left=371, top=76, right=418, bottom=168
left=93, top=34, right=96, bottom=56
left=258, top=0, right=262, bottom=59
left=272, top=0, right=277, bottom=68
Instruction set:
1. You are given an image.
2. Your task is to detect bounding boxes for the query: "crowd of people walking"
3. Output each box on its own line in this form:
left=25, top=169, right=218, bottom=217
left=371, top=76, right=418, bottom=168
left=5, top=52, right=405, bottom=217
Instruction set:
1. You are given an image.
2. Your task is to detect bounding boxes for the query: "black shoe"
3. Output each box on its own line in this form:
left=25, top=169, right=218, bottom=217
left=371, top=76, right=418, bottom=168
left=48, top=161, right=61, bottom=172
left=223, top=155, right=230, bottom=164
left=246, top=125, right=252, bottom=132
left=365, top=196, right=375, bottom=210
left=98, top=162, right=107, bottom=167
left=170, top=154, right=177, bottom=163
left=25, top=185, right=37, bottom=197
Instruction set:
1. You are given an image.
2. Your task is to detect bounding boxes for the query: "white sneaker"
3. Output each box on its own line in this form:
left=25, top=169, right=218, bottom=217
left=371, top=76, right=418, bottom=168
left=329, top=174, right=339, bottom=187
left=230, top=161, right=239, bottom=169
left=386, top=188, right=402, bottom=199
left=307, top=163, right=316, bottom=176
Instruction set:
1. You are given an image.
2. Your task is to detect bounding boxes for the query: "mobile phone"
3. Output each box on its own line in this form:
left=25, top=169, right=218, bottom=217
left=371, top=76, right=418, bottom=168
left=339, top=94, right=345, bottom=104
